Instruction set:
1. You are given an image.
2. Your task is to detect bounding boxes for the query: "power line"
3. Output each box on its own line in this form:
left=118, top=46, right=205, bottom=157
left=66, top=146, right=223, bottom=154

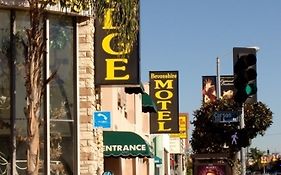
left=265, top=132, right=281, bottom=136
left=258, top=132, right=281, bottom=137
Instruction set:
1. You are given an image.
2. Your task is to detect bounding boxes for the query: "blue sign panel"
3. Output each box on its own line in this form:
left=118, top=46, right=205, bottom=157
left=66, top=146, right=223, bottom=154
left=212, top=111, right=239, bottom=123
left=93, top=111, right=111, bottom=128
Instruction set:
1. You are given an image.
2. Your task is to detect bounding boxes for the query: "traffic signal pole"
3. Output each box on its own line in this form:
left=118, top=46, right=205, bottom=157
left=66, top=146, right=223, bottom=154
left=233, top=47, right=259, bottom=175
left=240, top=104, right=246, bottom=175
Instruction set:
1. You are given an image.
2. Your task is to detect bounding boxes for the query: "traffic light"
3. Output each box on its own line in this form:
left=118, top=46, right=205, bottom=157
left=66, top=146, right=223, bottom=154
left=233, top=47, right=257, bottom=104
left=228, top=129, right=251, bottom=151
left=237, top=129, right=250, bottom=148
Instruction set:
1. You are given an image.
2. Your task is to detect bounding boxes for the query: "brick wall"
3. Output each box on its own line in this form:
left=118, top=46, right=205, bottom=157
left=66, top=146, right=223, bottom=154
left=78, top=17, right=104, bottom=175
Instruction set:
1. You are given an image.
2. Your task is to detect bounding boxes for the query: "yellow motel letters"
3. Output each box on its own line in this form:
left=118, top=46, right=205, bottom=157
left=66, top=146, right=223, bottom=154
left=154, top=79, right=174, bottom=132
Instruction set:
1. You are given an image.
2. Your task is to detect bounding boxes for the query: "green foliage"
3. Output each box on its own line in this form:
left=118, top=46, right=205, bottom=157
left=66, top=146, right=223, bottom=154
left=49, top=24, right=70, bottom=49
left=41, top=0, right=139, bottom=54
left=95, top=0, right=139, bottom=51
left=40, top=0, right=93, bottom=12
left=247, top=147, right=265, bottom=172
left=191, top=99, right=273, bottom=154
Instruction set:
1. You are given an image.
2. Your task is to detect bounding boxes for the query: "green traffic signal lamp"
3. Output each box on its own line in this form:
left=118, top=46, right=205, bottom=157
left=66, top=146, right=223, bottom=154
left=245, top=83, right=257, bottom=96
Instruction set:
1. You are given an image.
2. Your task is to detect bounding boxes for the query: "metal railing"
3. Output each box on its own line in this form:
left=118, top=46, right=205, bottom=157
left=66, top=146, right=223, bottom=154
left=0, top=152, right=27, bottom=175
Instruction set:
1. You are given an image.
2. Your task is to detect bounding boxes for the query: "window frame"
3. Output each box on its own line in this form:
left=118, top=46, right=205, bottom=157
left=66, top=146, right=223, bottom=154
left=0, top=9, right=79, bottom=175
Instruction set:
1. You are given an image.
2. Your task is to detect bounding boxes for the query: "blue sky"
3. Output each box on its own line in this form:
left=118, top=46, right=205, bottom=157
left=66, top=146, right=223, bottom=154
left=140, top=0, right=281, bottom=153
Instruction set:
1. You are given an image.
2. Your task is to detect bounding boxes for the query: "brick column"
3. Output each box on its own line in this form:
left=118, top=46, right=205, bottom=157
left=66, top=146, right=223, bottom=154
left=78, top=17, right=104, bottom=175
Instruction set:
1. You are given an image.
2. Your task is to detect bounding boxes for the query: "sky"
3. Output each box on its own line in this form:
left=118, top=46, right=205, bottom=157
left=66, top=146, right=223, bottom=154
left=140, top=0, right=281, bottom=153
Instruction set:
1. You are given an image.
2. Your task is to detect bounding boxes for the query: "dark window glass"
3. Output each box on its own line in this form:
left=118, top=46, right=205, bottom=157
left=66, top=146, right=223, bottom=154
left=14, top=13, right=29, bottom=173
left=49, top=15, right=75, bottom=175
left=0, top=9, right=11, bottom=174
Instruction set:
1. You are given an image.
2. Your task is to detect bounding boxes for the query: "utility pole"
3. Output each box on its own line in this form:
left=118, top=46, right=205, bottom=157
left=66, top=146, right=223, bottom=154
left=216, top=57, right=221, bottom=99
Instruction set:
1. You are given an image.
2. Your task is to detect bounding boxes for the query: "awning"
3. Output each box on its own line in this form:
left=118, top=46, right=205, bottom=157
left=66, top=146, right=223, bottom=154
left=103, top=131, right=153, bottom=158
left=125, top=83, right=145, bottom=94
left=142, top=93, right=157, bottom=113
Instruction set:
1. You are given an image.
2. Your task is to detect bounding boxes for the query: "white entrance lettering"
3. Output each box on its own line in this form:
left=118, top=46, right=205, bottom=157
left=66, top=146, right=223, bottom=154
left=104, top=144, right=146, bottom=152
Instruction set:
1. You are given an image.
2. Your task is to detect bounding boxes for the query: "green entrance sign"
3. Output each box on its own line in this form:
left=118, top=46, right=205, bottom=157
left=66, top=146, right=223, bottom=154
left=103, top=131, right=153, bottom=158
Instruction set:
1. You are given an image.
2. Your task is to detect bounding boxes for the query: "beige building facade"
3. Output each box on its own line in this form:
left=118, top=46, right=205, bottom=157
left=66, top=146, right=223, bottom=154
left=99, top=86, right=155, bottom=175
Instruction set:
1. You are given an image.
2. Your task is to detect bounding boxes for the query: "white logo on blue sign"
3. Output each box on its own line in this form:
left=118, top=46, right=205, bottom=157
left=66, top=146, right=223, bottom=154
left=93, top=111, right=111, bottom=128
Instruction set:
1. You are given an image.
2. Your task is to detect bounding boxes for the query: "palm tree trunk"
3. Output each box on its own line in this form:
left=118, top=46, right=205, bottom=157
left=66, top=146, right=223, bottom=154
left=25, top=36, right=43, bottom=174
left=25, top=2, right=45, bottom=173
left=25, top=44, right=43, bottom=175
left=27, top=105, right=40, bottom=175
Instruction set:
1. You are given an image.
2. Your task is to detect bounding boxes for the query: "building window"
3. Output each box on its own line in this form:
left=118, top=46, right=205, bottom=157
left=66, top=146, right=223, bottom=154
left=49, top=15, right=76, bottom=175
left=0, top=10, right=77, bottom=174
left=117, top=92, right=122, bottom=110
left=0, top=9, right=11, bottom=174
